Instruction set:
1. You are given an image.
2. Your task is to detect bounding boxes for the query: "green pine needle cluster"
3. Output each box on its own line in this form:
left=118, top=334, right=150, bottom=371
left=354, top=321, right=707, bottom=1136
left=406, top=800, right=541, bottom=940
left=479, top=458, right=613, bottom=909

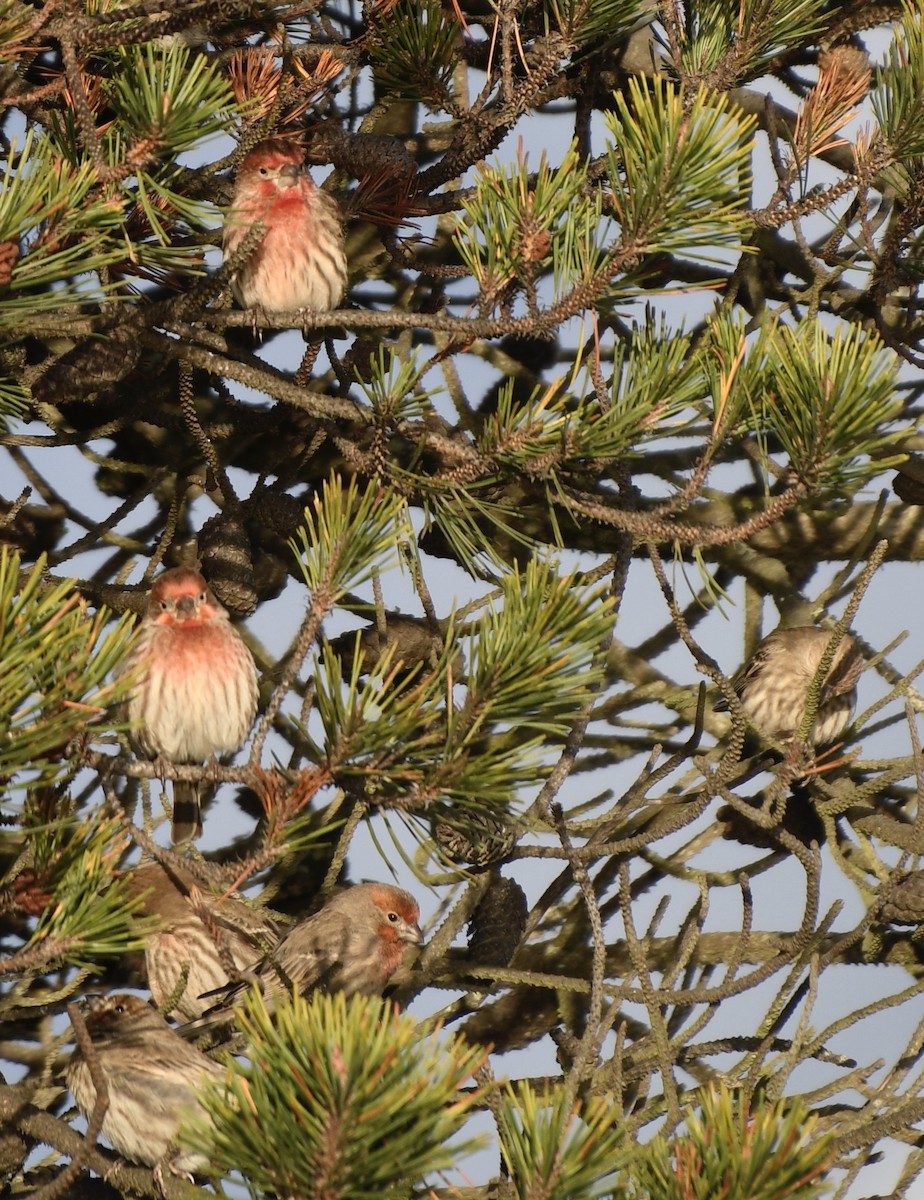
left=103, top=44, right=236, bottom=158
left=0, top=133, right=137, bottom=321
left=367, top=0, right=458, bottom=106
left=608, top=320, right=705, bottom=443
left=454, top=143, right=612, bottom=310
left=452, top=81, right=755, bottom=317
left=192, top=990, right=489, bottom=1198
left=480, top=333, right=702, bottom=471
left=460, top=558, right=610, bottom=740
left=543, top=0, right=647, bottom=50
left=6, top=808, right=154, bottom=979
left=1, top=41, right=236, bottom=330
left=353, top=345, right=436, bottom=425
left=632, top=1085, right=835, bottom=1200
left=673, top=0, right=829, bottom=84
left=306, top=629, right=449, bottom=781
left=603, top=79, right=755, bottom=269
left=0, top=550, right=136, bottom=793
left=499, top=1083, right=633, bottom=1199
left=291, top=476, right=412, bottom=605
left=762, top=322, right=904, bottom=491
left=304, top=556, right=611, bottom=814
left=497, top=1083, right=833, bottom=1200
left=871, top=1, right=924, bottom=164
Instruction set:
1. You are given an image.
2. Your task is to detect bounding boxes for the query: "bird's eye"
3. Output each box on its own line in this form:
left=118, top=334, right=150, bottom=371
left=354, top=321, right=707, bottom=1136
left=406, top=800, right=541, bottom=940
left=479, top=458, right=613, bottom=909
left=160, top=600, right=169, bottom=611
left=387, top=911, right=399, bottom=923
left=198, top=591, right=207, bottom=602
left=258, top=166, right=269, bottom=176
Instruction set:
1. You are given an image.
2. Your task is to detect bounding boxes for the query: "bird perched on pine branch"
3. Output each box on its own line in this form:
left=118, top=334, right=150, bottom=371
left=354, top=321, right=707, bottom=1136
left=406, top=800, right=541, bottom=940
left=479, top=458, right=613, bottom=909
left=124, top=862, right=279, bottom=1021
left=716, top=626, right=862, bottom=746
left=117, top=567, right=259, bottom=842
left=223, top=138, right=347, bottom=320
left=66, top=994, right=223, bottom=1187
left=188, top=882, right=422, bottom=1029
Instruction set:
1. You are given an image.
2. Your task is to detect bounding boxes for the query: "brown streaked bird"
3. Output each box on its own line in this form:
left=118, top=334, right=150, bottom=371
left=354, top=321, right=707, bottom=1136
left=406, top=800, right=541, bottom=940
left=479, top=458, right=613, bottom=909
left=117, top=567, right=259, bottom=842
left=125, top=862, right=279, bottom=1021
left=716, top=626, right=862, bottom=746
left=188, top=882, right=423, bottom=1029
left=66, top=993, right=223, bottom=1186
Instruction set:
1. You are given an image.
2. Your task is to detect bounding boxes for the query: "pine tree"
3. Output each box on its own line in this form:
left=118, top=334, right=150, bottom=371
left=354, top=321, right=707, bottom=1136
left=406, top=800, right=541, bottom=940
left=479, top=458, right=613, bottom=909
left=2, top=1, right=924, bottom=1197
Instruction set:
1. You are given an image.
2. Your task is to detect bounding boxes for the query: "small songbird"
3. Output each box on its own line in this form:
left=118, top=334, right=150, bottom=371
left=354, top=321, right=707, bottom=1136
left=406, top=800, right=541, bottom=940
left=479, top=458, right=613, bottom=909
left=125, top=862, right=279, bottom=1021
left=222, top=137, right=347, bottom=318
left=716, top=626, right=862, bottom=746
left=66, top=993, right=223, bottom=1185
left=117, top=567, right=259, bottom=842
left=189, top=882, right=423, bottom=1028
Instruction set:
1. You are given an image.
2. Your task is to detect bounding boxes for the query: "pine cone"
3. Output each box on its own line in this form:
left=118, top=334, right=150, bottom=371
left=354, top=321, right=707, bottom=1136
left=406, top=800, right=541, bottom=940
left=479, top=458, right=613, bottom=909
left=880, top=872, right=924, bottom=925
left=433, top=815, right=517, bottom=869
left=467, top=875, right=528, bottom=968
left=198, top=510, right=258, bottom=615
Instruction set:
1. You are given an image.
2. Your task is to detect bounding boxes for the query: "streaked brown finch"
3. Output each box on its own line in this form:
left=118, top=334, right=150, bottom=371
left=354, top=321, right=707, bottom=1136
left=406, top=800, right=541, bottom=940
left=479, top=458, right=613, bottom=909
left=66, top=993, right=222, bottom=1185
left=125, top=862, right=279, bottom=1021
left=716, top=626, right=862, bottom=746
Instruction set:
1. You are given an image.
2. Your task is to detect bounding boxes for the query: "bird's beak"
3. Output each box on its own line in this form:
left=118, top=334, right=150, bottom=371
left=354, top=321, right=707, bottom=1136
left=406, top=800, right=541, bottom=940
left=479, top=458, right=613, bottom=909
left=278, top=163, right=300, bottom=187
left=402, top=922, right=424, bottom=946
left=174, top=596, right=199, bottom=619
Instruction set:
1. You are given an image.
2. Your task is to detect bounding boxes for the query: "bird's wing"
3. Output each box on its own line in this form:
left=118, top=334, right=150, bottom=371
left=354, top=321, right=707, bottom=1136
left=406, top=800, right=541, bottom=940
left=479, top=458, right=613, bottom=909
left=268, top=908, right=351, bottom=994
left=714, top=639, right=776, bottom=713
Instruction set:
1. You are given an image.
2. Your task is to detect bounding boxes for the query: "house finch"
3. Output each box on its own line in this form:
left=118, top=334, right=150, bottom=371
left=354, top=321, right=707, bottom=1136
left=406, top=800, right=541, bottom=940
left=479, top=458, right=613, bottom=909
left=222, top=138, right=347, bottom=318
left=65, top=993, right=223, bottom=1184
left=190, top=882, right=423, bottom=1027
left=125, top=862, right=279, bottom=1021
left=716, top=626, right=862, bottom=746
left=118, top=567, right=259, bottom=842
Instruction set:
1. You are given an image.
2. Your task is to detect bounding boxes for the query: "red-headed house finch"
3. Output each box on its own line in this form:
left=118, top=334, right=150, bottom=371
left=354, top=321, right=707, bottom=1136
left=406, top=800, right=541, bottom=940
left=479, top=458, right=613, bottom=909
left=222, top=138, right=347, bottom=320
left=188, top=882, right=423, bottom=1029
left=117, top=567, right=259, bottom=843
left=125, top=862, right=279, bottom=1021
left=716, top=626, right=862, bottom=746
left=66, top=994, right=223, bottom=1186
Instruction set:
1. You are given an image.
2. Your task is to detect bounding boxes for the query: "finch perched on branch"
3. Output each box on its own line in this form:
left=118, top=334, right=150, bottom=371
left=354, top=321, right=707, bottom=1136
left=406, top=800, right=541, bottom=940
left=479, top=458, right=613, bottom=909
left=125, top=862, right=279, bottom=1020
left=117, top=567, right=259, bottom=842
left=189, top=882, right=423, bottom=1028
left=223, top=138, right=347, bottom=320
left=716, top=626, right=862, bottom=746
left=66, top=993, right=223, bottom=1185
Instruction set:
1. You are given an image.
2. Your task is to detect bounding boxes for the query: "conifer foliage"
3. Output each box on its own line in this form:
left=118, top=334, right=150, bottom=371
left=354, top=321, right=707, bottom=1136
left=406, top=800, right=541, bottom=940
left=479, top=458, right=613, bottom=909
left=2, top=1, right=924, bottom=1198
